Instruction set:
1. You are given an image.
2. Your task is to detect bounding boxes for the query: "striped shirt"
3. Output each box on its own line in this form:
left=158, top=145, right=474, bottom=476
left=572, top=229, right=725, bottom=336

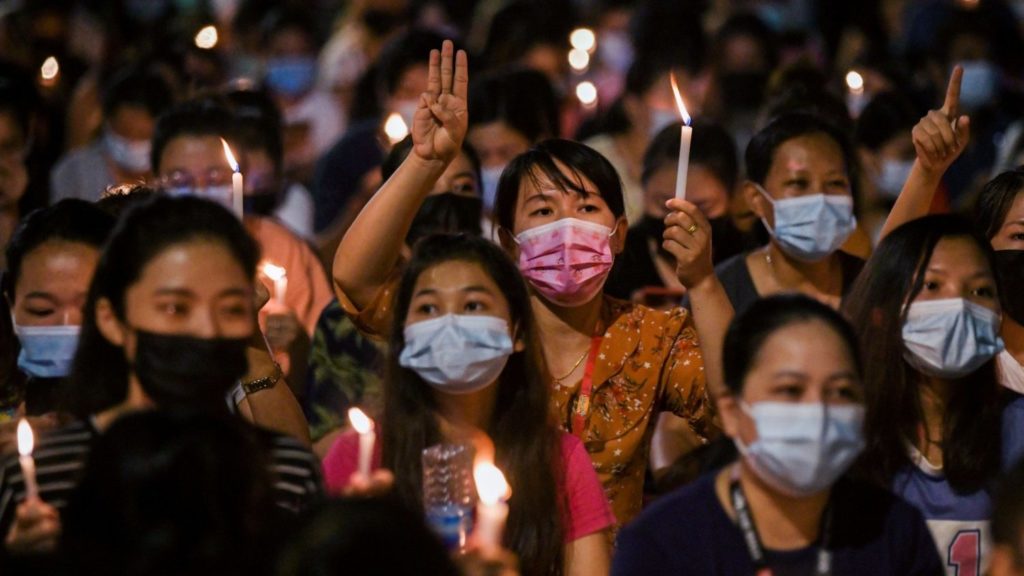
left=0, top=419, right=323, bottom=540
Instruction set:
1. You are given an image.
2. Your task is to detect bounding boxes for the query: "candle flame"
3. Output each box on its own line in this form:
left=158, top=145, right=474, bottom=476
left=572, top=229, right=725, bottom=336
left=17, top=419, right=34, bottom=457
left=195, top=25, right=219, bottom=50
left=261, top=261, right=286, bottom=281
left=348, top=407, right=374, bottom=434
left=569, top=28, right=596, bottom=53
left=474, top=461, right=510, bottom=505
left=575, top=81, right=598, bottom=106
left=669, top=72, right=691, bottom=126
left=384, top=113, right=409, bottom=144
left=845, top=70, right=865, bottom=94
left=40, top=56, right=59, bottom=81
left=221, top=138, right=240, bottom=173
left=568, top=48, right=590, bottom=71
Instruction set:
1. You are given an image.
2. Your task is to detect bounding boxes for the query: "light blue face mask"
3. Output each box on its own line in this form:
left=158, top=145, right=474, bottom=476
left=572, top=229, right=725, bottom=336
left=648, top=108, right=678, bottom=139
left=480, top=166, right=504, bottom=212
left=399, top=314, right=514, bottom=394
left=166, top=185, right=234, bottom=211
left=735, top=401, right=865, bottom=497
left=265, top=56, right=317, bottom=98
left=14, top=324, right=81, bottom=378
left=902, top=298, right=1004, bottom=379
left=958, top=60, right=999, bottom=112
left=757, top=186, right=857, bottom=262
left=875, top=159, right=914, bottom=200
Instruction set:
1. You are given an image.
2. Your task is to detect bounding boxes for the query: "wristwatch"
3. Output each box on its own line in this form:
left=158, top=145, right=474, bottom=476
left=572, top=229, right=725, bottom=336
left=241, top=362, right=283, bottom=395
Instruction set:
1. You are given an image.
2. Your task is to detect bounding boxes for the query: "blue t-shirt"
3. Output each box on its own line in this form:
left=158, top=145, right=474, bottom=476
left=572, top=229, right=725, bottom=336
left=613, top=471, right=943, bottom=576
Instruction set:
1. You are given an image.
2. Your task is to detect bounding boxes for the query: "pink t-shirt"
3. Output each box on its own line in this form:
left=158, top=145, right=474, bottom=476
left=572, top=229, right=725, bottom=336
left=322, top=431, right=615, bottom=542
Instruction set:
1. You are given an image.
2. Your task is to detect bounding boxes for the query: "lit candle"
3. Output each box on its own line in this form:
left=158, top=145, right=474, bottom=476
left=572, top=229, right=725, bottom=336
left=39, top=56, right=59, bottom=88
left=473, top=460, right=510, bottom=551
left=348, top=408, right=376, bottom=478
left=261, top=262, right=288, bottom=306
left=384, top=112, right=409, bottom=145
left=669, top=72, right=692, bottom=200
left=221, top=138, right=244, bottom=218
left=195, top=25, right=219, bottom=50
left=17, top=419, right=38, bottom=501
left=845, top=70, right=867, bottom=118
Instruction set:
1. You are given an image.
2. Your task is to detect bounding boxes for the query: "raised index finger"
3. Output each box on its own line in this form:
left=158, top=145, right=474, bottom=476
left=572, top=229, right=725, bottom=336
left=941, top=65, right=962, bottom=119
left=427, top=48, right=441, bottom=97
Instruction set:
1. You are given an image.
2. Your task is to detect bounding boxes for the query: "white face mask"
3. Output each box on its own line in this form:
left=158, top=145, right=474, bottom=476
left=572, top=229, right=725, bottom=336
left=166, top=184, right=235, bottom=213
left=875, top=159, right=914, bottom=200
left=734, top=401, right=865, bottom=497
left=480, top=166, right=504, bottom=212
left=392, top=99, right=420, bottom=132
left=902, top=298, right=1004, bottom=379
left=399, top=314, right=514, bottom=394
left=103, top=129, right=152, bottom=173
left=757, top=186, right=857, bottom=262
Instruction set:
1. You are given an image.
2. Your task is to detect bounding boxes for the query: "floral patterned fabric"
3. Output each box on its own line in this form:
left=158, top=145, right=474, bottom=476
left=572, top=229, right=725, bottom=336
left=548, top=297, right=712, bottom=526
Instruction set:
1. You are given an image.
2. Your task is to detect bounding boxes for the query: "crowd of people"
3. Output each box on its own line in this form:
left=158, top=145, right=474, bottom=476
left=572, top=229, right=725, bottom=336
left=3, top=0, right=1024, bottom=574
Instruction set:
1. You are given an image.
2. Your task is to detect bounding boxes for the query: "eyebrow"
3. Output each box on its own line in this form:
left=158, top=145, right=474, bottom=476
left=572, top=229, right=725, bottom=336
left=413, top=285, right=495, bottom=297
left=21, top=292, right=57, bottom=301
left=153, top=288, right=195, bottom=297
left=925, top=267, right=991, bottom=279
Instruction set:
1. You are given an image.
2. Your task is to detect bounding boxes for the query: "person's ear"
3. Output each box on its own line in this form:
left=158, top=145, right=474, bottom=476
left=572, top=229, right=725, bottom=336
left=95, top=297, right=127, bottom=347
left=743, top=181, right=771, bottom=223
left=610, top=216, right=629, bottom=255
left=497, top=226, right=519, bottom=259
left=716, top=390, right=742, bottom=439
left=511, top=323, right=526, bottom=353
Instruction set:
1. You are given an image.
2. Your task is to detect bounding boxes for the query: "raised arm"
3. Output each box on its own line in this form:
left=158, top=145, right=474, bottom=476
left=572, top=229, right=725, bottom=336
left=879, top=66, right=970, bottom=239
left=331, top=40, right=468, bottom=309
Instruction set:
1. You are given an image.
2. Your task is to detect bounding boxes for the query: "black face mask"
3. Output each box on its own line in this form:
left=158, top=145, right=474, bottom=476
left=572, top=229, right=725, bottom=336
left=133, top=330, right=249, bottom=412
left=708, top=216, right=750, bottom=265
left=995, top=250, right=1024, bottom=325
left=407, top=193, right=483, bottom=246
left=719, top=72, right=769, bottom=112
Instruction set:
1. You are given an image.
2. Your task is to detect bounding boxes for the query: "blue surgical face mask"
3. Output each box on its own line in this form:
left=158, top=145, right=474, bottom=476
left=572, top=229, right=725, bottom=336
left=14, top=324, right=81, bottom=378
left=103, top=128, right=152, bottom=173
left=480, top=166, right=504, bottom=212
left=598, top=30, right=634, bottom=74
left=902, top=298, right=1004, bottom=379
left=958, top=60, right=999, bottom=112
left=875, top=158, right=914, bottom=200
left=265, top=56, right=317, bottom=98
left=735, top=401, right=865, bottom=497
left=399, top=314, right=514, bottom=394
left=757, top=186, right=857, bottom=262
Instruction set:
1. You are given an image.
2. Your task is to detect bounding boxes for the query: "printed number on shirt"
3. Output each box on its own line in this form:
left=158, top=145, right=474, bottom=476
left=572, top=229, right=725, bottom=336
left=948, top=530, right=980, bottom=576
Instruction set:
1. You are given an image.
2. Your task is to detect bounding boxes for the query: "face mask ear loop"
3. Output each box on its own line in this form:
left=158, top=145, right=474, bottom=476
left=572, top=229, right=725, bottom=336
left=754, top=184, right=777, bottom=235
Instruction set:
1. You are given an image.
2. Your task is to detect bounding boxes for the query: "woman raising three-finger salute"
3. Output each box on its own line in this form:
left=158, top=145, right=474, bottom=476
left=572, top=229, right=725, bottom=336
left=333, top=39, right=722, bottom=529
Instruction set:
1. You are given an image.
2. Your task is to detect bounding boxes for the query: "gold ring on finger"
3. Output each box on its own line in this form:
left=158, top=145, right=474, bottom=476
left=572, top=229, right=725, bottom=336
left=686, top=223, right=698, bottom=235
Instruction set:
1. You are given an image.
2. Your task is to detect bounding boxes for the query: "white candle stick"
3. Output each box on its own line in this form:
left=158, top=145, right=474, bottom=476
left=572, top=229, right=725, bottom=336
left=348, top=408, right=376, bottom=478
left=221, top=138, right=244, bottom=219
left=670, top=73, right=693, bottom=200
left=473, top=461, right=510, bottom=551
left=261, top=262, right=288, bottom=306
left=17, top=419, right=38, bottom=501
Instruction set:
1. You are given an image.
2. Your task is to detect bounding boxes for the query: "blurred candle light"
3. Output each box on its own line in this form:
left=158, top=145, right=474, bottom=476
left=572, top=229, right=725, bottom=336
left=220, top=138, right=244, bottom=218
left=348, top=408, right=376, bottom=478
left=384, top=112, right=409, bottom=145
left=568, top=48, right=591, bottom=72
left=570, top=28, right=596, bottom=53
left=195, top=25, right=219, bottom=50
left=669, top=72, right=693, bottom=200
left=473, top=460, right=510, bottom=551
left=39, top=56, right=59, bottom=87
left=576, top=81, right=598, bottom=108
left=261, top=262, right=288, bottom=306
left=17, top=419, right=38, bottom=501
left=845, top=70, right=868, bottom=118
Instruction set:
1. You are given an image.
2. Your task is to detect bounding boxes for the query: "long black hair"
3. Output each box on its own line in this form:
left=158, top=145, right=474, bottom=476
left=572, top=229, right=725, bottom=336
left=843, top=214, right=1003, bottom=493
left=974, top=167, right=1024, bottom=240
left=66, top=195, right=260, bottom=418
left=382, top=234, right=564, bottom=575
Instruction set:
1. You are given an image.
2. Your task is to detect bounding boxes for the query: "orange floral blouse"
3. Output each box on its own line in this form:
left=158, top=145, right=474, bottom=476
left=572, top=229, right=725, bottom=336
left=336, top=281, right=714, bottom=527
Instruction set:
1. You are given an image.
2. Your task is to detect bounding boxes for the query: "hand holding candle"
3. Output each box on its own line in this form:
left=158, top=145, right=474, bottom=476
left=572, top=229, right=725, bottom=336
left=17, top=419, right=38, bottom=501
left=473, top=460, right=510, bottom=551
left=669, top=72, right=693, bottom=200
left=348, top=408, right=376, bottom=479
left=221, top=138, right=244, bottom=219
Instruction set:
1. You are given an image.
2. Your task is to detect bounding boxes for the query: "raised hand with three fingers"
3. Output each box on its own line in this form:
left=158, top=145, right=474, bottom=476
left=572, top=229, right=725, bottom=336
left=411, top=39, right=469, bottom=168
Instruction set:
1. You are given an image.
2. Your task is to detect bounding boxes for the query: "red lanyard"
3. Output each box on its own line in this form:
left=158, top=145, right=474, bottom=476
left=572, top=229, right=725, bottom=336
left=571, top=336, right=604, bottom=438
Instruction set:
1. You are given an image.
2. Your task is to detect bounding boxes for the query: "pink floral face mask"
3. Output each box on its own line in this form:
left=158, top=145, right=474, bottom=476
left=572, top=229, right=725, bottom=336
left=514, top=218, right=615, bottom=307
